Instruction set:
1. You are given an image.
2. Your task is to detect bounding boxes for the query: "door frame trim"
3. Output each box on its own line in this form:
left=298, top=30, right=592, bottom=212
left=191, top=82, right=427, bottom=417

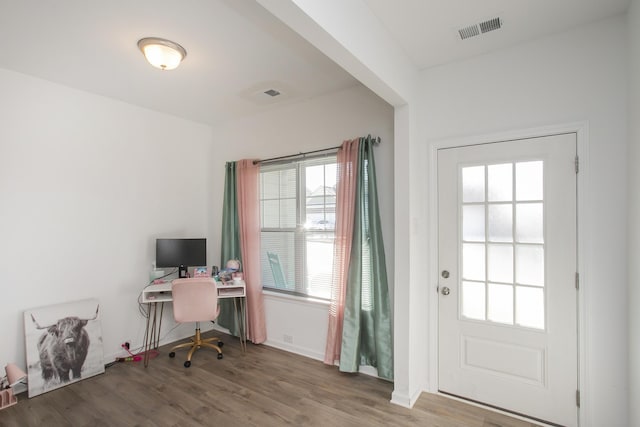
left=427, top=121, right=590, bottom=425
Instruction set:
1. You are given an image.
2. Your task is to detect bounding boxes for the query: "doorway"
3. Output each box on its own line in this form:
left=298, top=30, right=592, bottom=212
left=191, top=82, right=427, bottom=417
left=437, top=133, right=578, bottom=426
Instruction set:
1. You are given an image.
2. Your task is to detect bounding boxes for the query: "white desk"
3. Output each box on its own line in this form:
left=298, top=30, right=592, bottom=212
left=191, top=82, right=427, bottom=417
left=141, top=280, right=247, bottom=367
left=142, top=280, right=246, bottom=302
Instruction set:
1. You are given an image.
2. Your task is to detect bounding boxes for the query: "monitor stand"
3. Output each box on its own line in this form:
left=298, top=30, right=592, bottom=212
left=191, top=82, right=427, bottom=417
left=178, top=265, right=188, bottom=278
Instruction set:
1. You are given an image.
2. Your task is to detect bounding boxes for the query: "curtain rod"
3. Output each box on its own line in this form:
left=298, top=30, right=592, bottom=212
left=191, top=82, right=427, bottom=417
left=253, top=135, right=381, bottom=165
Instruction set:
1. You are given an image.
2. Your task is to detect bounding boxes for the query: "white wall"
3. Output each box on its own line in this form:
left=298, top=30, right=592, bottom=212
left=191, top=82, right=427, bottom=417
left=255, top=1, right=422, bottom=404
left=209, top=84, right=394, bottom=361
left=2, top=9, right=630, bottom=425
left=0, top=69, right=214, bottom=370
left=256, top=0, right=417, bottom=105
left=0, top=69, right=394, bottom=387
left=628, top=1, right=640, bottom=425
left=418, top=16, right=628, bottom=426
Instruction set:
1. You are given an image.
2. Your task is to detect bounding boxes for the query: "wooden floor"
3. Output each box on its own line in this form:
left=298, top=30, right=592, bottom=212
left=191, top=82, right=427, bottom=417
left=0, top=332, right=540, bottom=427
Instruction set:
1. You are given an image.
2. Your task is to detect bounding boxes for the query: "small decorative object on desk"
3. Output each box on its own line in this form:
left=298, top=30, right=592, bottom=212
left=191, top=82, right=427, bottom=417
left=192, top=266, right=209, bottom=278
left=219, top=259, right=241, bottom=283
left=226, top=259, right=241, bottom=271
left=218, top=269, right=233, bottom=282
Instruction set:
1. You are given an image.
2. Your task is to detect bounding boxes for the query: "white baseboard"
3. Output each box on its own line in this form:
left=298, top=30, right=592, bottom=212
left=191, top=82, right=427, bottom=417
left=391, top=388, right=423, bottom=408
left=210, top=323, right=325, bottom=361
left=213, top=325, right=385, bottom=381
left=263, top=338, right=325, bottom=361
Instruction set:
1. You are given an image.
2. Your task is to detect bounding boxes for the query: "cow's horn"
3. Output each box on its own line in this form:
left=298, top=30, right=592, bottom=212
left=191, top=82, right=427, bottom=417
left=82, top=305, right=100, bottom=322
left=30, top=313, right=51, bottom=330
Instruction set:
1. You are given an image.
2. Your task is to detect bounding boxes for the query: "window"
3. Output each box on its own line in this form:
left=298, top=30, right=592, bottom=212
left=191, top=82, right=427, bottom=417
left=260, top=156, right=337, bottom=299
left=460, top=161, right=546, bottom=329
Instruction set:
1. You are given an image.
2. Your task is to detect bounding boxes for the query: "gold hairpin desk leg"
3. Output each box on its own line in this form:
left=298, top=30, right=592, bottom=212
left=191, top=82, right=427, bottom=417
left=233, top=296, right=247, bottom=352
left=143, top=301, right=164, bottom=367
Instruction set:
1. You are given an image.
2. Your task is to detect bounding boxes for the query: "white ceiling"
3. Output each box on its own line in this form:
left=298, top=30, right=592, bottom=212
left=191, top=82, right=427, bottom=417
left=364, top=0, right=630, bottom=70
left=0, top=0, right=358, bottom=126
left=0, top=0, right=630, bottom=126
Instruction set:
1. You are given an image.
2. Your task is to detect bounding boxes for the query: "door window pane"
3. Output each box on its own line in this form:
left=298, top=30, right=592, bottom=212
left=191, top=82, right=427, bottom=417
left=488, top=244, right=513, bottom=283
left=488, top=204, right=513, bottom=242
left=463, top=205, right=485, bottom=242
left=462, top=166, right=485, bottom=203
left=463, top=243, right=485, bottom=281
left=457, top=158, right=547, bottom=331
left=516, top=161, right=543, bottom=201
left=516, top=286, right=545, bottom=329
left=516, top=203, right=544, bottom=243
left=462, top=281, right=485, bottom=320
left=516, top=245, right=545, bottom=286
left=488, top=283, right=513, bottom=324
left=488, top=163, right=512, bottom=202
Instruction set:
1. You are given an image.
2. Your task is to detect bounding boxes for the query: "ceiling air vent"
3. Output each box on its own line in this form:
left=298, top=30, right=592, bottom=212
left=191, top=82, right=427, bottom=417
left=458, top=24, right=480, bottom=40
left=479, top=17, right=501, bottom=34
left=263, top=89, right=281, bottom=97
left=458, top=17, right=502, bottom=40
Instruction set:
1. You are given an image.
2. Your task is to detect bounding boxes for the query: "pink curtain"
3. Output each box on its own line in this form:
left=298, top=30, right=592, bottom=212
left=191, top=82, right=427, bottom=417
left=324, top=139, right=359, bottom=365
left=237, top=159, right=267, bottom=343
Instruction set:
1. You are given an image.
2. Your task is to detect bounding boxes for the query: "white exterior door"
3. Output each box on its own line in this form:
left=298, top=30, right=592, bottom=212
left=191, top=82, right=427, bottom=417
left=437, top=133, right=578, bottom=426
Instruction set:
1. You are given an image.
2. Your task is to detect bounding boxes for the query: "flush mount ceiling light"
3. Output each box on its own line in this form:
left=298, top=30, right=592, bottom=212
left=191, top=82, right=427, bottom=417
left=137, top=37, right=187, bottom=71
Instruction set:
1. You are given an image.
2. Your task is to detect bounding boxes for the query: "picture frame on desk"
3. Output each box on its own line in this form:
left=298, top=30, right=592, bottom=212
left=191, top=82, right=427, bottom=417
left=192, top=266, right=209, bottom=278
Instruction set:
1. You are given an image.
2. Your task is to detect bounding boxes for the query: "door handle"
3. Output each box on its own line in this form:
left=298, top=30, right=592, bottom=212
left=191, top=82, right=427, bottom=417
left=441, top=286, right=450, bottom=296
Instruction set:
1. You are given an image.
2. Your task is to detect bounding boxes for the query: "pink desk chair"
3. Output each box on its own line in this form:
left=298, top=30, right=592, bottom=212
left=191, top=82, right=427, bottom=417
left=169, top=278, right=223, bottom=367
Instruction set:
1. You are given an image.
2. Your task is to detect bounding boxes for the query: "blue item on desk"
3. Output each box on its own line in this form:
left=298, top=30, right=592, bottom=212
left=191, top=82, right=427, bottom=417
left=218, top=268, right=236, bottom=282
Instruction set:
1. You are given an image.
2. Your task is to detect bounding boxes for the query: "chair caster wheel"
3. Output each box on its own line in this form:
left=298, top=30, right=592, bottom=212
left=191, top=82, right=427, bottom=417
left=218, top=341, right=224, bottom=347
left=169, top=352, right=175, bottom=358
left=217, top=353, right=223, bottom=360
left=184, top=360, right=191, bottom=368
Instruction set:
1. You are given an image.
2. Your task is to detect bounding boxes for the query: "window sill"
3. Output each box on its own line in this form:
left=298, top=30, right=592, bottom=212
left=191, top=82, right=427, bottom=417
left=262, top=289, right=330, bottom=307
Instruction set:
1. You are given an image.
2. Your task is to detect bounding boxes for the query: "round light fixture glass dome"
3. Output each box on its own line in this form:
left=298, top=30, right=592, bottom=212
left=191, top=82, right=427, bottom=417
left=137, top=37, right=187, bottom=71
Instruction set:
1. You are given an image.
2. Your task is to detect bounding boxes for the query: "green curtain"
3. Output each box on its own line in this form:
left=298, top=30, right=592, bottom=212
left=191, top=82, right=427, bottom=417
left=218, top=161, right=241, bottom=336
left=339, top=136, right=393, bottom=380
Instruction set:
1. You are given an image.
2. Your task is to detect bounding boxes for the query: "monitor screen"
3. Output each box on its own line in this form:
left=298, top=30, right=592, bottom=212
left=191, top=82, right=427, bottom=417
left=156, top=238, right=206, bottom=268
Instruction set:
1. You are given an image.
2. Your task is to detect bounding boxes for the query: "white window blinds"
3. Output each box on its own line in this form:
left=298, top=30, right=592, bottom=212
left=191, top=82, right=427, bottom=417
left=260, top=156, right=337, bottom=299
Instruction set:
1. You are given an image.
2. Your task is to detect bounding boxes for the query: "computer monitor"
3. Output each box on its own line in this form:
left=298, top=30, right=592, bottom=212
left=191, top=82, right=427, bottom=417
left=156, top=238, right=206, bottom=278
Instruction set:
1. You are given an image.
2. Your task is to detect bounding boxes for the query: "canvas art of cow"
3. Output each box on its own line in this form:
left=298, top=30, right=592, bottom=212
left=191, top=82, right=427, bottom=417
left=30, top=306, right=99, bottom=383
